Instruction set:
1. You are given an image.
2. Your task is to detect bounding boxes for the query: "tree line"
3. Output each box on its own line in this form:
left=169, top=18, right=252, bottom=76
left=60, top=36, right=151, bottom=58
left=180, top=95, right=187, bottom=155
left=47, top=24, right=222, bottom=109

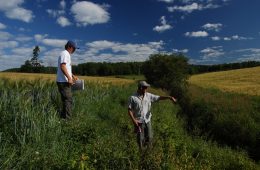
left=7, top=60, right=259, bottom=76
left=3, top=46, right=260, bottom=75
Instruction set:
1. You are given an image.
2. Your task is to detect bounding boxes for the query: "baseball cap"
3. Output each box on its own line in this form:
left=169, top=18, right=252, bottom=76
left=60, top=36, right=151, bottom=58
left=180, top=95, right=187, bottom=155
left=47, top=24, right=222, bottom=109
left=66, top=40, right=79, bottom=49
left=138, top=81, right=150, bottom=88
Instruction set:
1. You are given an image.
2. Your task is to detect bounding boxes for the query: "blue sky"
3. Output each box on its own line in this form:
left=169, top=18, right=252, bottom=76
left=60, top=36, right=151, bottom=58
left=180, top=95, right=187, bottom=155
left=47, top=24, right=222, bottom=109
left=0, top=0, right=260, bottom=71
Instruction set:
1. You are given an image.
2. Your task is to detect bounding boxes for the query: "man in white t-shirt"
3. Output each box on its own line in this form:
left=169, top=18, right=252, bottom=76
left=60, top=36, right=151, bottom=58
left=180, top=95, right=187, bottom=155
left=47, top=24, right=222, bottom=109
left=128, top=81, right=177, bottom=150
left=56, top=40, right=78, bottom=119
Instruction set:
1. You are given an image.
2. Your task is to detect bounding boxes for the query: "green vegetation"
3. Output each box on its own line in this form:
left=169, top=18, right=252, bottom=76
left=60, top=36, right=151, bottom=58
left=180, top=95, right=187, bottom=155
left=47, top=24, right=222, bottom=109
left=0, top=79, right=259, bottom=169
left=186, top=84, right=260, bottom=161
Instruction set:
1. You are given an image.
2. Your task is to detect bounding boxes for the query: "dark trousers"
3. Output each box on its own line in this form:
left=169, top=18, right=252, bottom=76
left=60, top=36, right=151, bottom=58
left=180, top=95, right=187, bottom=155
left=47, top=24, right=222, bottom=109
left=57, top=82, right=72, bottom=119
left=136, top=121, right=153, bottom=150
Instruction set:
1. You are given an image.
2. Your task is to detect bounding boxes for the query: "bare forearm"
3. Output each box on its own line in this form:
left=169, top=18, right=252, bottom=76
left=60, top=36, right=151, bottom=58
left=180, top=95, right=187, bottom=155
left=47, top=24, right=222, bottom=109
left=128, top=109, right=138, bottom=126
left=61, top=64, right=72, bottom=80
left=159, top=96, right=177, bottom=103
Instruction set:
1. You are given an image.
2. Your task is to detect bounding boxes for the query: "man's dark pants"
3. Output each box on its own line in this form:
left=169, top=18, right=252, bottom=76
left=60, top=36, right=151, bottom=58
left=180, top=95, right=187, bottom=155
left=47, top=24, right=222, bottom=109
left=57, top=82, right=72, bottom=119
left=136, top=121, right=153, bottom=150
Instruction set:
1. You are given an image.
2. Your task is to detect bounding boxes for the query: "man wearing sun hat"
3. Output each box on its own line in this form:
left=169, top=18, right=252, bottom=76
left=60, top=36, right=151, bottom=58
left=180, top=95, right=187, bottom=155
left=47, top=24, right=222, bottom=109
left=56, top=40, right=79, bottom=119
left=128, top=80, right=177, bottom=150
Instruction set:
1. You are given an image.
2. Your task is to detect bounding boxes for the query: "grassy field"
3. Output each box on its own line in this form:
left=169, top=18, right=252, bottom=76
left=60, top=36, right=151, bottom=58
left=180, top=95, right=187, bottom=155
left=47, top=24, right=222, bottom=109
left=0, top=72, right=134, bottom=85
left=0, top=75, right=259, bottom=169
left=189, top=66, right=260, bottom=96
left=187, top=66, right=260, bottom=162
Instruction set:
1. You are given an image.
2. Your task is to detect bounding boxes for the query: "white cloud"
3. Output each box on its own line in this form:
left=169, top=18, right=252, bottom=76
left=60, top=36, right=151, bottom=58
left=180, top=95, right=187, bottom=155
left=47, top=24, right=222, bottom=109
left=57, top=16, right=71, bottom=27
left=83, top=40, right=164, bottom=62
left=173, top=48, right=189, bottom=53
left=15, top=35, right=33, bottom=42
left=42, top=39, right=67, bottom=48
left=71, top=1, right=110, bottom=26
left=0, top=31, right=12, bottom=40
left=0, top=41, right=19, bottom=49
left=168, top=3, right=201, bottom=13
left=11, top=47, right=32, bottom=55
left=0, top=0, right=34, bottom=22
left=185, top=31, right=208, bottom=37
left=211, top=36, right=220, bottom=41
left=0, top=22, right=6, bottom=29
left=34, top=34, right=48, bottom=42
left=167, top=1, right=224, bottom=13
left=60, top=0, right=66, bottom=10
left=224, top=37, right=231, bottom=41
left=34, top=35, right=67, bottom=47
left=202, top=23, right=222, bottom=31
left=219, top=35, right=252, bottom=41
left=158, top=0, right=174, bottom=3
left=233, top=48, right=260, bottom=62
left=153, top=16, right=172, bottom=33
left=200, top=46, right=224, bottom=59
left=46, top=9, right=65, bottom=18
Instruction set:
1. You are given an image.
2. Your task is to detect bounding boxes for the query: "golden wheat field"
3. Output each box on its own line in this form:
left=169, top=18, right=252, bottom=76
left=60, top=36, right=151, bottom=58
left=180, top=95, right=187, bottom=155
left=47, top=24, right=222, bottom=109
left=189, top=66, right=260, bottom=96
left=0, top=72, right=134, bottom=85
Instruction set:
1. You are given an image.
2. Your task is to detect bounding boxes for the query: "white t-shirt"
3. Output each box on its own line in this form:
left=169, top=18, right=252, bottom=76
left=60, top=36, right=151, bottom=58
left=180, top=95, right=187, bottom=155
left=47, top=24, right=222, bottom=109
left=56, top=50, right=72, bottom=82
left=128, top=92, right=160, bottom=123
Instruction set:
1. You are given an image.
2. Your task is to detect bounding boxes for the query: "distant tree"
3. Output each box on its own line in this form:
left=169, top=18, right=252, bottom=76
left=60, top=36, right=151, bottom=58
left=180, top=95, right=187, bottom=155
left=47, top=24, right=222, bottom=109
left=30, top=46, right=42, bottom=67
left=143, top=53, right=189, bottom=99
left=20, top=46, right=44, bottom=73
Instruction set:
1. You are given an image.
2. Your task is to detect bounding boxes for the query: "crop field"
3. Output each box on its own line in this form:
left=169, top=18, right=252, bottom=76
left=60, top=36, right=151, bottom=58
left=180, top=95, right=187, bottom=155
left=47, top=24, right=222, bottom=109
left=189, top=66, right=260, bottom=96
left=0, top=74, right=259, bottom=169
left=0, top=72, right=134, bottom=85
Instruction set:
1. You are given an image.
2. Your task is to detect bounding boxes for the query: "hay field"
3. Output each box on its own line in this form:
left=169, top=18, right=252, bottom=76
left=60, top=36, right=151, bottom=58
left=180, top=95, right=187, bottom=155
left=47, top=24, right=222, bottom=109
left=0, top=72, right=134, bottom=85
left=189, top=66, right=260, bottom=96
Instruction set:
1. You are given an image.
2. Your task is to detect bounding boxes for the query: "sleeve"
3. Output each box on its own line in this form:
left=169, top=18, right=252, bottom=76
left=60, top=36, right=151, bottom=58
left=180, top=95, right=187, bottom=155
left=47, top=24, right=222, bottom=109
left=128, top=96, right=133, bottom=110
left=149, top=93, right=160, bottom=102
left=60, top=52, right=69, bottom=64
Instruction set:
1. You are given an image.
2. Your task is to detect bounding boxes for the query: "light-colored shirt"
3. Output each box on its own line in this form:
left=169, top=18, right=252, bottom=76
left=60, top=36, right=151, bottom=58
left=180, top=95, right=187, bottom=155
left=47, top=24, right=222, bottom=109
left=56, top=50, right=72, bottom=82
left=128, top=92, right=160, bottom=123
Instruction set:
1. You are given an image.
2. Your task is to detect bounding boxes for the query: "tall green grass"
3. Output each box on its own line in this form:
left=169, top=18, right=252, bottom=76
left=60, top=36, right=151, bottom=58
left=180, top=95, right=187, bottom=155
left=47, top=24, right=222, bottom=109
left=187, top=84, right=260, bottom=161
left=0, top=79, right=259, bottom=169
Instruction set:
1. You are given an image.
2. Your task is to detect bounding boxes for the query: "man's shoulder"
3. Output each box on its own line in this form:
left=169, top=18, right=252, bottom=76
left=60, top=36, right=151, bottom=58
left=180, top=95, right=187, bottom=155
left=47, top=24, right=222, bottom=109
left=145, top=92, right=155, bottom=97
left=130, top=92, right=138, bottom=98
left=60, top=50, right=69, bottom=57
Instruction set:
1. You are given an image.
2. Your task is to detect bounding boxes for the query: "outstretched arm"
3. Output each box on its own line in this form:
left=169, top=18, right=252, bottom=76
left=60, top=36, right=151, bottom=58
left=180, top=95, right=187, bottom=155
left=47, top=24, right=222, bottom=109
left=159, top=96, right=177, bottom=103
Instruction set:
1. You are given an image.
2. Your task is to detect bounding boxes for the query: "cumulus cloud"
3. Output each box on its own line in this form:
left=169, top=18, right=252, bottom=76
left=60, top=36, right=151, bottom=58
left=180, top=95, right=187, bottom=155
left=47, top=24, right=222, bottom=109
left=200, top=46, right=224, bottom=59
left=211, top=36, right=221, bottom=41
left=202, top=23, right=222, bottom=32
left=153, top=16, right=172, bottom=33
left=11, top=47, right=32, bottom=55
left=168, top=3, right=201, bottom=13
left=71, top=1, right=110, bottom=26
left=0, top=41, right=19, bottom=49
left=60, top=0, right=66, bottom=10
left=0, top=0, right=34, bottom=22
left=185, top=31, right=208, bottom=37
left=0, top=31, right=12, bottom=40
left=173, top=48, right=189, bottom=53
left=41, top=39, right=67, bottom=48
left=15, top=35, right=33, bottom=42
left=232, top=48, right=260, bottom=62
left=82, top=40, right=164, bottom=62
left=57, top=16, right=71, bottom=27
left=158, top=0, right=174, bottom=3
left=0, top=22, right=6, bottom=29
left=167, top=1, right=224, bottom=13
left=34, top=34, right=48, bottom=42
left=211, top=35, right=253, bottom=41
left=46, top=0, right=71, bottom=27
